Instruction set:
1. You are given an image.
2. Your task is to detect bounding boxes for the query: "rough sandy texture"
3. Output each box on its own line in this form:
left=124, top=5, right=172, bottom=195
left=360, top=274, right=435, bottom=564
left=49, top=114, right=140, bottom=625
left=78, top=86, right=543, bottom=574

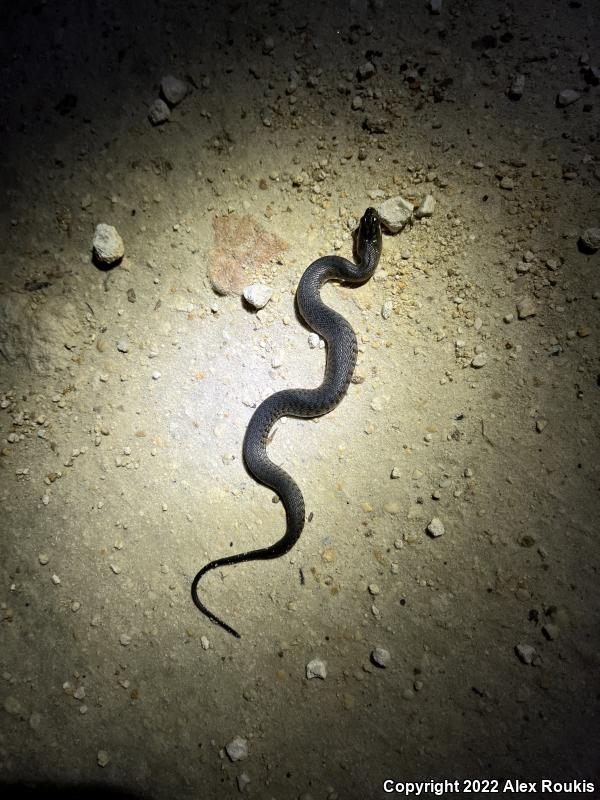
left=0, top=1, right=599, bottom=798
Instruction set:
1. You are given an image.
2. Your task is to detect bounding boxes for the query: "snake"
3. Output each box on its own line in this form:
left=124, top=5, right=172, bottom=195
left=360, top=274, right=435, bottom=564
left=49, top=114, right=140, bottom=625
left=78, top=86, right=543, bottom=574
left=191, top=207, right=383, bottom=638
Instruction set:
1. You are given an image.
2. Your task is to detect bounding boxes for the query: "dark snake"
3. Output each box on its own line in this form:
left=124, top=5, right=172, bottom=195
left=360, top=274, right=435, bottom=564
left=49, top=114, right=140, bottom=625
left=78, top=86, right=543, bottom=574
left=191, top=207, right=383, bottom=638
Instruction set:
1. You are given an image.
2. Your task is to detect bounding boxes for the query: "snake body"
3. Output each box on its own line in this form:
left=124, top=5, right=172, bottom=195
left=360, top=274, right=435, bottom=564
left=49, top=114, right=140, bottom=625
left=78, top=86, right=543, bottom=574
left=192, top=208, right=382, bottom=638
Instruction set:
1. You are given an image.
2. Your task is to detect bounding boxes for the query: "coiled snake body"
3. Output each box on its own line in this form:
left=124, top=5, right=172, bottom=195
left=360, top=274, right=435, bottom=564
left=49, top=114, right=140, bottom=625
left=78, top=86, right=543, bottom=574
left=192, top=208, right=382, bottom=638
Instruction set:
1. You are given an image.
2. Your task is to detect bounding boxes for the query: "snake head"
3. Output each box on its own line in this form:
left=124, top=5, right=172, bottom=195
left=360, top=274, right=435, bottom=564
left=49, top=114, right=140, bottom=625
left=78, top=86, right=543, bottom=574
left=358, top=207, right=382, bottom=248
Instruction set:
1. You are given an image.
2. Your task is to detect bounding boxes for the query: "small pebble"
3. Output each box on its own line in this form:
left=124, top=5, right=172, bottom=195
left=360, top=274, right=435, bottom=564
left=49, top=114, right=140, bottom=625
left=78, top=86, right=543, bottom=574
left=515, top=643, right=536, bottom=664
left=414, top=194, right=436, bottom=219
left=97, top=750, right=110, bottom=767
left=243, top=283, right=272, bottom=309
left=93, top=224, right=124, bottom=264
left=160, top=75, right=189, bottom=106
left=508, top=74, right=525, bottom=99
left=471, top=353, right=487, bottom=368
left=542, top=623, right=559, bottom=640
left=306, top=658, right=327, bottom=680
left=426, top=517, right=445, bottom=537
left=556, top=89, right=581, bottom=108
left=225, top=736, right=249, bottom=762
left=148, top=98, right=170, bottom=125
left=579, top=227, right=600, bottom=253
left=371, top=647, right=391, bottom=668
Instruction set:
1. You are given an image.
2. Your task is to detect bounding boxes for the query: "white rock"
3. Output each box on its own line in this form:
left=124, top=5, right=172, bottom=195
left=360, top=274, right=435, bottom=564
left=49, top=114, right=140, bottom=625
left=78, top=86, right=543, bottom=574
left=377, top=196, right=414, bottom=234
left=556, top=89, right=581, bottom=108
left=381, top=299, right=393, bottom=319
left=414, top=194, right=436, bottom=219
left=471, top=353, right=487, bottom=368
left=306, top=658, right=327, bottom=680
left=225, top=736, right=248, bottom=762
left=93, top=224, right=124, bottom=264
left=371, top=647, right=391, bottom=667
left=97, top=750, right=110, bottom=767
left=160, top=75, right=189, bottom=106
left=426, top=517, right=445, bottom=537
left=148, top=98, right=170, bottom=125
left=243, top=283, right=272, bottom=309
left=308, top=332, right=321, bottom=348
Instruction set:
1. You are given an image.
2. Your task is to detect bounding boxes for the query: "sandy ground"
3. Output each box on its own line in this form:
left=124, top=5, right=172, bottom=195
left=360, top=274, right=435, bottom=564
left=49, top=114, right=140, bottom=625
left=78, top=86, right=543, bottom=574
left=1, top=0, right=599, bottom=798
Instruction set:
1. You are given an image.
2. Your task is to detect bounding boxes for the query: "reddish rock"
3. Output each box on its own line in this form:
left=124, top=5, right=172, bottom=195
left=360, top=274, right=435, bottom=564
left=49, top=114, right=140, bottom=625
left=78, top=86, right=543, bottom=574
left=207, top=214, right=288, bottom=296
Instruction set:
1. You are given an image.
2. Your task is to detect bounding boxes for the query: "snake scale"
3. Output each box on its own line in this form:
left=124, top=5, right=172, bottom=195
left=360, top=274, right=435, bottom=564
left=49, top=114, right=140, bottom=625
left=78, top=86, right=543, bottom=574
left=191, top=207, right=383, bottom=638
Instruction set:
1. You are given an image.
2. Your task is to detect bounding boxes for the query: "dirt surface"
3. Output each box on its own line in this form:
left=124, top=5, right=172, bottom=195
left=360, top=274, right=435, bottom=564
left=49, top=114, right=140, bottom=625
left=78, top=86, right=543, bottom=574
left=1, top=1, right=599, bottom=798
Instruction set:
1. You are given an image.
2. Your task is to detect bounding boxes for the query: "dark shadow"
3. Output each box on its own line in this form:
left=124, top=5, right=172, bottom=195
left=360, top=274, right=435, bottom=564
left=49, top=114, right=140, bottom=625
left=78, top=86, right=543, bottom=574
left=91, top=251, right=124, bottom=271
left=0, top=782, right=151, bottom=800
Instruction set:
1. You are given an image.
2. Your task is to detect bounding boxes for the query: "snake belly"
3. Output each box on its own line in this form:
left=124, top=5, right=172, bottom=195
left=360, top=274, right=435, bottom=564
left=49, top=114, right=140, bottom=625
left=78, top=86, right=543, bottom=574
left=191, top=207, right=382, bottom=638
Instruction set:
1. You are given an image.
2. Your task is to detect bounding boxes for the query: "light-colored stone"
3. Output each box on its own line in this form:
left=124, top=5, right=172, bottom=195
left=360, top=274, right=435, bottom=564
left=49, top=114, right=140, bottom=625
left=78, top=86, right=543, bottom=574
left=515, top=643, right=536, bottom=664
left=243, top=283, right=273, bottom=309
left=371, top=647, right=391, bottom=667
left=414, top=194, right=436, bottom=219
left=306, top=658, right=327, bottom=680
left=427, top=517, right=445, bottom=537
left=225, top=736, right=249, bottom=762
left=93, top=224, right=124, bottom=264
left=377, top=196, right=414, bottom=234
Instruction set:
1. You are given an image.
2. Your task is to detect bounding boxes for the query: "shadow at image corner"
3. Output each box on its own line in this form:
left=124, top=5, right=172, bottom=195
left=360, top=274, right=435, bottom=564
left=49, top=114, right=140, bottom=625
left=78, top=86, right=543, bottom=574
left=0, top=782, right=151, bottom=800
